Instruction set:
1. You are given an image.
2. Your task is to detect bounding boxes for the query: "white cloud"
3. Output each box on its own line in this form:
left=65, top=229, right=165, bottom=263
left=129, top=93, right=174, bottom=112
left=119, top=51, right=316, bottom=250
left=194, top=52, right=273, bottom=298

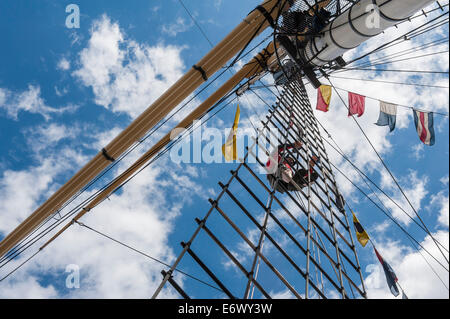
left=161, top=17, right=193, bottom=37
left=57, top=58, right=70, bottom=71
left=25, top=123, right=80, bottom=153
left=0, top=11, right=206, bottom=294
left=430, top=188, right=449, bottom=228
left=73, top=15, right=187, bottom=119
left=0, top=276, right=58, bottom=299
left=379, top=170, right=429, bottom=226
left=365, top=231, right=449, bottom=299
left=0, top=128, right=207, bottom=298
left=302, top=6, right=448, bottom=211
left=0, top=147, right=88, bottom=234
left=54, top=86, right=68, bottom=97
left=411, top=143, right=424, bottom=160
left=371, top=220, right=391, bottom=234
left=0, top=85, right=78, bottom=120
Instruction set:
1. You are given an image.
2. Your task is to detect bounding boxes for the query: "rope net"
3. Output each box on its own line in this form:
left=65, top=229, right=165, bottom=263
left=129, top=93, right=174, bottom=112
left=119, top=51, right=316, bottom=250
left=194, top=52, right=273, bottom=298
left=153, top=78, right=367, bottom=299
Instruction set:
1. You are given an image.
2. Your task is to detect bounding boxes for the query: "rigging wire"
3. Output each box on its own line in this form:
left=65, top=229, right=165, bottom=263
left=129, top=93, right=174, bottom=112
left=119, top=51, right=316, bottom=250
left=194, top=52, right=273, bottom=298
left=0, top=89, right=239, bottom=282
left=0, top=52, right=255, bottom=282
left=178, top=0, right=215, bottom=47
left=328, top=75, right=450, bottom=89
left=330, top=10, right=450, bottom=69
left=403, top=18, right=450, bottom=40
left=313, top=117, right=449, bottom=287
left=328, top=85, right=449, bottom=116
left=326, top=77, right=450, bottom=266
left=246, top=76, right=449, bottom=262
left=0, top=27, right=274, bottom=268
left=334, top=68, right=449, bottom=75
left=326, top=157, right=450, bottom=274
left=73, top=220, right=225, bottom=294
left=347, top=37, right=449, bottom=69
left=353, top=50, right=449, bottom=68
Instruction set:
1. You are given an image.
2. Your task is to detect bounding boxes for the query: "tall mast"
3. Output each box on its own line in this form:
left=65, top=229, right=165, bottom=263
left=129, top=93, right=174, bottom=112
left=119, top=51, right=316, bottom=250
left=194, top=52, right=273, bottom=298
left=152, top=79, right=367, bottom=299
left=38, top=43, right=279, bottom=251
left=0, top=0, right=291, bottom=258
left=0, top=0, right=443, bottom=298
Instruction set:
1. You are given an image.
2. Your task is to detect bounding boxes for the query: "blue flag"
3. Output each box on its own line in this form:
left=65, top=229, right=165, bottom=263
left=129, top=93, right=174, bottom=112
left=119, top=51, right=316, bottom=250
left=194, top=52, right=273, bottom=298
left=374, top=247, right=400, bottom=297
left=375, top=101, right=397, bottom=132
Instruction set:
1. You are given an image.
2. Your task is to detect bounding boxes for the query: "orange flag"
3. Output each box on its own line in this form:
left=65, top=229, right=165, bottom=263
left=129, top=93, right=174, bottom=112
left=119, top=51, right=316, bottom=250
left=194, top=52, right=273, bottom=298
left=316, top=85, right=332, bottom=112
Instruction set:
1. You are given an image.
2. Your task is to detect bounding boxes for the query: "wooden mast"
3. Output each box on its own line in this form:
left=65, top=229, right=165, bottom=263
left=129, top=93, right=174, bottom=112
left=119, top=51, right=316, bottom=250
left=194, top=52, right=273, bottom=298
left=0, top=0, right=291, bottom=258
left=39, top=42, right=277, bottom=251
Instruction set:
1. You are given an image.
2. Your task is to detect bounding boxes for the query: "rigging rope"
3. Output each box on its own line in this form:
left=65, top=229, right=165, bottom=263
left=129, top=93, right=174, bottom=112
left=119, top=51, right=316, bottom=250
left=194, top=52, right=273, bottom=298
left=335, top=68, right=449, bottom=75
left=331, top=10, right=449, bottom=69
left=73, top=220, right=225, bottom=294
left=0, top=90, right=240, bottom=281
left=314, top=117, right=450, bottom=288
left=354, top=50, right=449, bottom=68
left=0, top=28, right=274, bottom=272
left=247, top=73, right=450, bottom=267
left=0, top=71, right=243, bottom=271
left=326, top=77, right=450, bottom=266
left=328, top=75, right=450, bottom=89
left=349, top=37, right=449, bottom=69
left=329, top=84, right=449, bottom=116
left=320, top=79, right=448, bottom=270
left=178, top=0, right=215, bottom=47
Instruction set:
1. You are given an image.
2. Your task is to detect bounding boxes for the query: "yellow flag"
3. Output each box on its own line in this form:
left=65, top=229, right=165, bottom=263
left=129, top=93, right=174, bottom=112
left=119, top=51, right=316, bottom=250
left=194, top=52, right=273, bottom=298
left=352, top=212, right=370, bottom=247
left=222, top=105, right=240, bottom=161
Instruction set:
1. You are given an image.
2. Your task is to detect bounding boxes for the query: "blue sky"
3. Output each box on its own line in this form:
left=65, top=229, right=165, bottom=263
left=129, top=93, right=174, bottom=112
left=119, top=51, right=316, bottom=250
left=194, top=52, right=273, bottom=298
left=0, top=0, right=448, bottom=299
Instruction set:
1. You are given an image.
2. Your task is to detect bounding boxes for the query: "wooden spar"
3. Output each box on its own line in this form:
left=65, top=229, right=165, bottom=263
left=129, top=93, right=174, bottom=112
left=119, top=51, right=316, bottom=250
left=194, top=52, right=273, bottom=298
left=39, top=43, right=275, bottom=251
left=0, top=0, right=290, bottom=258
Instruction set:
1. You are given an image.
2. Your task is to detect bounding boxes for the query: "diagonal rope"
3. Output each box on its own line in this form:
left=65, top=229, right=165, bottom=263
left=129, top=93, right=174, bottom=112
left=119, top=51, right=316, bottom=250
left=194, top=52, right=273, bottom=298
left=326, top=77, right=450, bottom=266
left=74, top=220, right=225, bottom=293
left=314, top=117, right=449, bottom=289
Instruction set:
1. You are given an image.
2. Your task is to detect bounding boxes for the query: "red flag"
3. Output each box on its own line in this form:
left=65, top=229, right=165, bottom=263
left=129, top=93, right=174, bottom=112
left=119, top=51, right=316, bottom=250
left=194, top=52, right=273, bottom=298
left=316, top=85, right=331, bottom=112
left=348, top=92, right=365, bottom=117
